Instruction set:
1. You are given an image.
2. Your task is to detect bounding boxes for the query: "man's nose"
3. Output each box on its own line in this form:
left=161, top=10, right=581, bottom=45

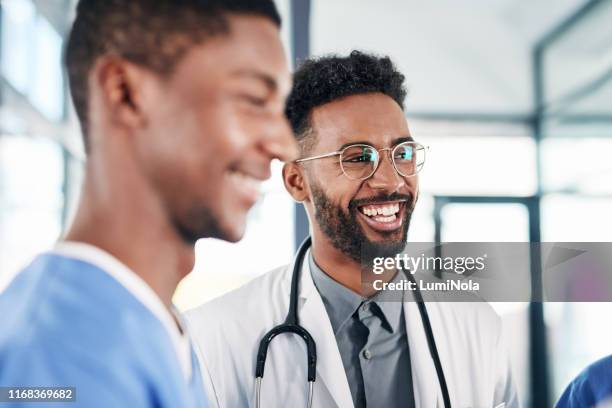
left=260, top=116, right=299, bottom=163
left=366, top=151, right=406, bottom=192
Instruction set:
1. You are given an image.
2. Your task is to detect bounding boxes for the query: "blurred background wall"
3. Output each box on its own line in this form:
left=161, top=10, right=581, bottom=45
left=1, top=0, right=611, bottom=406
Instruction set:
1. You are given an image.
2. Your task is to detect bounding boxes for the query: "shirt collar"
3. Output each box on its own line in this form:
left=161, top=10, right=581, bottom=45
left=309, top=253, right=404, bottom=334
left=51, top=241, right=192, bottom=381
left=369, top=272, right=405, bottom=333
left=309, top=253, right=363, bottom=334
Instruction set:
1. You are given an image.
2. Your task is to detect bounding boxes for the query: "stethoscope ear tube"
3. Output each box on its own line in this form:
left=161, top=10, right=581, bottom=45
left=255, top=324, right=316, bottom=408
left=254, top=237, right=317, bottom=408
left=405, top=271, right=452, bottom=408
left=255, top=378, right=314, bottom=408
left=255, top=324, right=317, bottom=381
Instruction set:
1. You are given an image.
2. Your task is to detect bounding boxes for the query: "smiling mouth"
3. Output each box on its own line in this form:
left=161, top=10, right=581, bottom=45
left=357, top=200, right=406, bottom=232
left=229, top=169, right=262, bottom=189
left=360, top=201, right=401, bottom=221
left=228, top=169, right=264, bottom=205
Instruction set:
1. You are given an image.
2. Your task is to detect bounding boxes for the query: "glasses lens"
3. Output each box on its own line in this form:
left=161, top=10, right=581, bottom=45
left=393, top=142, right=425, bottom=176
left=340, top=145, right=379, bottom=179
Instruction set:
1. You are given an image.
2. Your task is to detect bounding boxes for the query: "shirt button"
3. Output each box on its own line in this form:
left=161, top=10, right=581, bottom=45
left=361, top=303, right=369, bottom=312
left=362, top=349, right=372, bottom=360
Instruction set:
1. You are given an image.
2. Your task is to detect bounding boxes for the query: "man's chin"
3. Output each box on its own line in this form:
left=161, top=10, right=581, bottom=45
left=362, top=239, right=406, bottom=258
left=208, top=218, right=246, bottom=243
left=364, top=228, right=404, bottom=242
left=175, top=209, right=246, bottom=245
left=356, top=218, right=408, bottom=259
left=219, top=212, right=249, bottom=242
left=221, top=228, right=245, bottom=243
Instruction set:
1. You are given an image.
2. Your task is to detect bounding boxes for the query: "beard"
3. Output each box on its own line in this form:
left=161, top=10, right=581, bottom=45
left=310, top=182, right=414, bottom=264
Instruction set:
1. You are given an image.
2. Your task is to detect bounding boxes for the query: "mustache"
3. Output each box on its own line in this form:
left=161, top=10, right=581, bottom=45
left=349, top=192, right=415, bottom=211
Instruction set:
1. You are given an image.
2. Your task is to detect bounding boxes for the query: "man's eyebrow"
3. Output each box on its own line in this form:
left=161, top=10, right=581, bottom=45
left=336, top=140, right=372, bottom=151
left=229, top=69, right=277, bottom=92
left=336, top=136, right=414, bottom=151
left=393, top=136, right=414, bottom=146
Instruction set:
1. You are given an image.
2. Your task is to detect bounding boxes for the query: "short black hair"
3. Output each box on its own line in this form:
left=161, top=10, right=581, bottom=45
left=66, top=0, right=281, bottom=147
left=285, top=50, right=407, bottom=152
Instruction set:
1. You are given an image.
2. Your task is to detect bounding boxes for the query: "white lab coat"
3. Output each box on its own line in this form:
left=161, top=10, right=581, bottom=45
left=186, top=250, right=519, bottom=408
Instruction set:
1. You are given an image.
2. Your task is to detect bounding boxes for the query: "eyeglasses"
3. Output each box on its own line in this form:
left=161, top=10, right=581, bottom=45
left=295, top=141, right=428, bottom=180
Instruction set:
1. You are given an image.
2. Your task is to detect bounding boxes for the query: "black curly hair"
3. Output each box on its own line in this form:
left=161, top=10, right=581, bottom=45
left=66, top=0, right=281, bottom=147
left=285, top=50, right=407, bottom=152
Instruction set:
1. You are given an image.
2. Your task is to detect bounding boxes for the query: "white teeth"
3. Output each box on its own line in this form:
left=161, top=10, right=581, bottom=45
left=231, top=171, right=261, bottom=191
left=360, top=202, right=400, bottom=217
left=373, top=214, right=397, bottom=223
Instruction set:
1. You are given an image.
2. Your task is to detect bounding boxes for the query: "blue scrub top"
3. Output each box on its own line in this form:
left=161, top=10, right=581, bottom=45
left=0, top=253, right=208, bottom=408
left=557, top=355, right=612, bottom=408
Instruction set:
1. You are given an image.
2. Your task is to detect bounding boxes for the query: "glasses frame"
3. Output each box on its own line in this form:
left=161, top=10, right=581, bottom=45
left=295, top=141, right=429, bottom=180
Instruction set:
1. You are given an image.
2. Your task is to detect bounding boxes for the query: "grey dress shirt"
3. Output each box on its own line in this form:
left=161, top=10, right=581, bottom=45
left=309, top=254, right=415, bottom=408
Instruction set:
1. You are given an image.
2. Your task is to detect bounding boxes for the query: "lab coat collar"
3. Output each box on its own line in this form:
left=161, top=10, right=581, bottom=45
left=293, top=248, right=354, bottom=408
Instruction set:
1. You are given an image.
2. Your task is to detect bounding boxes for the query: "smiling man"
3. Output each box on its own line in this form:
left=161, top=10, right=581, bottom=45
left=187, top=51, right=519, bottom=407
left=0, top=1, right=296, bottom=407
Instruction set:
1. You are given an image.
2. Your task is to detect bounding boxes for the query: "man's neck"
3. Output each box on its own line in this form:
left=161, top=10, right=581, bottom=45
left=309, top=234, right=365, bottom=296
left=64, top=142, right=193, bottom=309
left=310, top=232, right=398, bottom=297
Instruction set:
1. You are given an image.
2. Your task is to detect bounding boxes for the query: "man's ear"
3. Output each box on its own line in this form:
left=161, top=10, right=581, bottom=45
left=95, top=57, right=147, bottom=130
left=282, top=162, right=309, bottom=202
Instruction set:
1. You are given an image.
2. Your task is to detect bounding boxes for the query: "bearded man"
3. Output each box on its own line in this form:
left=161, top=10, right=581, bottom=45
left=187, top=51, right=519, bottom=408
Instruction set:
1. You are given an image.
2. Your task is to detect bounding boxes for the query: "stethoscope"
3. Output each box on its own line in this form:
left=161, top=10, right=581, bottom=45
left=255, top=236, right=452, bottom=408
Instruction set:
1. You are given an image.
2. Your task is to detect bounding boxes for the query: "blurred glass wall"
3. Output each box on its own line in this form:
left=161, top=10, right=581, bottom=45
left=538, top=0, right=612, bottom=401
left=0, top=0, right=70, bottom=290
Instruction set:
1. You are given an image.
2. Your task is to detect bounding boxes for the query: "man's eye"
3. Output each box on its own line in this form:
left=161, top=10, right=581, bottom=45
left=344, top=154, right=374, bottom=163
left=241, top=95, right=267, bottom=107
left=395, top=147, right=414, bottom=160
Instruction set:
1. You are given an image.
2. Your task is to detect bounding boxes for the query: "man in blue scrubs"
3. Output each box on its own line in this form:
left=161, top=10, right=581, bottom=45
left=557, top=355, right=612, bottom=407
left=0, top=0, right=296, bottom=407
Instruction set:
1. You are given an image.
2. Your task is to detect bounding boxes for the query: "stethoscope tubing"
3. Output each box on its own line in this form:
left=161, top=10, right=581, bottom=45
left=254, top=236, right=451, bottom=408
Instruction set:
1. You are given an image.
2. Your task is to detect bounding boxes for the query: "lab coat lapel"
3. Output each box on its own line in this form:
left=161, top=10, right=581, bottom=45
left=403, top=296, right=445, bottom=408
left=297, top=252, right=354, bottom=408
